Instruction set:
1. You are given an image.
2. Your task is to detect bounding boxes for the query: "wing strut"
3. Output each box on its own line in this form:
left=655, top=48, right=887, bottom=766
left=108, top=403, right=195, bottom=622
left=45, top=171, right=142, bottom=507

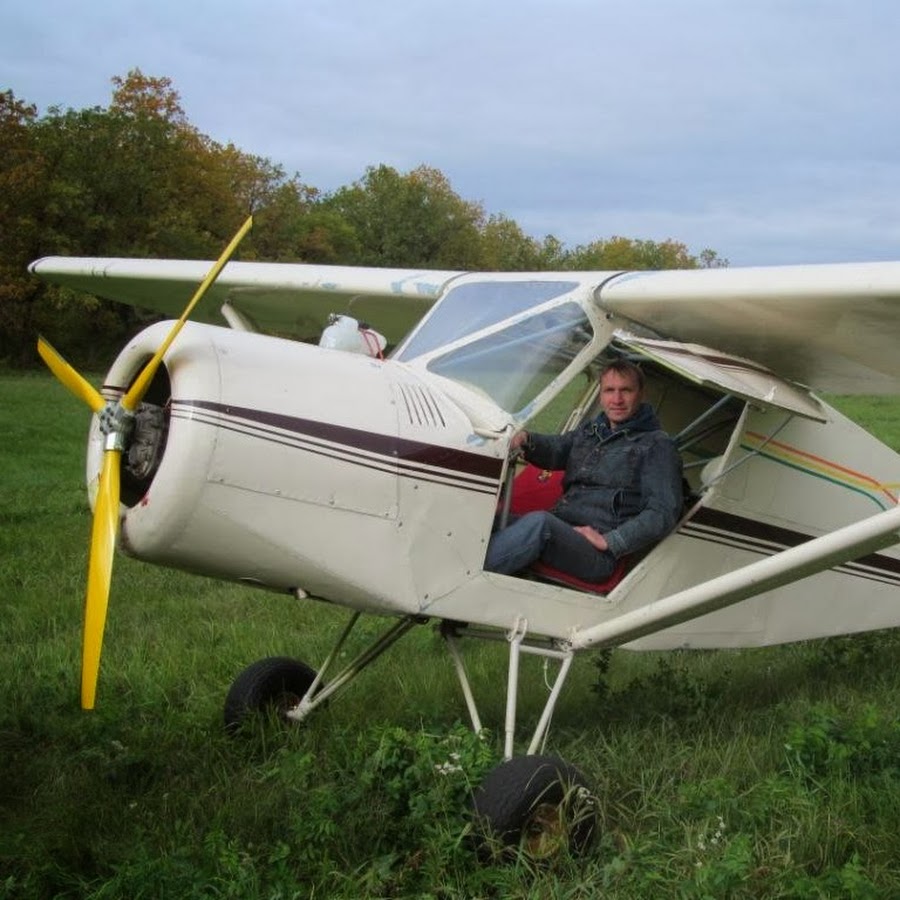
left=570, top=504, right=900, bottom=651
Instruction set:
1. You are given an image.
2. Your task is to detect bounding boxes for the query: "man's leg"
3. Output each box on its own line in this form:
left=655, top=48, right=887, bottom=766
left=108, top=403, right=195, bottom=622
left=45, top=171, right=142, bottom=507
left=484, top=511, right=618, bottom=581
left=483, top=511, right=548, bottom=574
left=540, top=522, right=618, bottom=582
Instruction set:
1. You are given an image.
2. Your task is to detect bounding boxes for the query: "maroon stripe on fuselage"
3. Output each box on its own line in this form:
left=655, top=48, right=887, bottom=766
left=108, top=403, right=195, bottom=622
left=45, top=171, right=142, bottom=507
left=180, top=399, right=503, bottom=480
left=683, top=506, right=900, bottom=581
left=690, top=507, right=806, bottom=548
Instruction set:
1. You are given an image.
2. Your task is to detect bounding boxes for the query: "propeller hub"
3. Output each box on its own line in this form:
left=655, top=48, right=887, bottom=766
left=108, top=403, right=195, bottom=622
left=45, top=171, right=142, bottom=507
left=98, top=401, right=135, bottom=452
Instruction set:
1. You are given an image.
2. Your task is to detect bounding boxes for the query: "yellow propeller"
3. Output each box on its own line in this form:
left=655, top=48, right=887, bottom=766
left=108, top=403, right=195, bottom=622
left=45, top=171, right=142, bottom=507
left=38, top=216, right=253, bottom=709
left=37, top=338, right=105, bottom=413
left=122, top=216, right=253, bottom=413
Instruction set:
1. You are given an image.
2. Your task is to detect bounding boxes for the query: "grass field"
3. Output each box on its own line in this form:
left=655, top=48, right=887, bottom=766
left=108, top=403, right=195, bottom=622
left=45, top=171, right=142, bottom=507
left=2, top=372, right=900, bottom=898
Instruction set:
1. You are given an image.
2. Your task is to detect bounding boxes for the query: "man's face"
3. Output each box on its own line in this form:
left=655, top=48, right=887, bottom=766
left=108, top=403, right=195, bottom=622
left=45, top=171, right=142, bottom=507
left=599, top=369, right=643, bottom=426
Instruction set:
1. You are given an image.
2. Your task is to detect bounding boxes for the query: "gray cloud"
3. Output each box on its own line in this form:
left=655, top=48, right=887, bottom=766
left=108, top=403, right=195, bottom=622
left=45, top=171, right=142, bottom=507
left=4, top=0, right=900, bottom=265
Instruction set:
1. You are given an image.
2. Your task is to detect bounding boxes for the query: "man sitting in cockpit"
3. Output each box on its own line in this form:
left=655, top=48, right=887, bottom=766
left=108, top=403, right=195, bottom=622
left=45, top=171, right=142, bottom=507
left=484, top=360, right=683, bottom=581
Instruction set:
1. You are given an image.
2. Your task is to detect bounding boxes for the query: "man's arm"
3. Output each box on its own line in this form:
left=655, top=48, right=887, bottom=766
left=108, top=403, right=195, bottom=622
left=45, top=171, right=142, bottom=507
left=521, top=430, right=577, bottom=471
left=603, top=437, right=683, bottom=558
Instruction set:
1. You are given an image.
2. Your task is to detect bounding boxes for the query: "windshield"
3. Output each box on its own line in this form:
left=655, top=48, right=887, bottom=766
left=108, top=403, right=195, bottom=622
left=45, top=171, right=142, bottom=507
left=396, top=280, right=578, bottom=360
left=426, top=302, right=593, bottom=416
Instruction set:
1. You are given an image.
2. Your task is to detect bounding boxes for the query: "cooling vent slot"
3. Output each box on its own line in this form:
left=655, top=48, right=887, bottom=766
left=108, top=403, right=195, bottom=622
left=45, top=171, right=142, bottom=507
left=396, top=383, right=448, bottom=429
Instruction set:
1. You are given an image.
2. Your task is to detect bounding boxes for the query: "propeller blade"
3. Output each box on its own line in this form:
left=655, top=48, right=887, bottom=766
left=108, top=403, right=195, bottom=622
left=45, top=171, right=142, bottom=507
left=37, top=337, right=105, bottom=413
left=44, top=218, right=251, bottom=708
left=81, top=448, right=122, bottom=710
left=123, top=215, right=253, bottom=411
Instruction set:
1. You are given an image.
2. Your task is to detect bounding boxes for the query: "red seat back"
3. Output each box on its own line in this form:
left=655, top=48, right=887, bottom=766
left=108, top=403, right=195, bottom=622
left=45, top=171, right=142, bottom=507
left=508, top=465, right=563, bottom=515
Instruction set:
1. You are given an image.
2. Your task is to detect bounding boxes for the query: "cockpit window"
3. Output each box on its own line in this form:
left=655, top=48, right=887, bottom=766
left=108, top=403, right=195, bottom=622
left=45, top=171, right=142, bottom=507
left=425, top=302, right=593, bottom=417
left=396, top=280, right=578, bottom=361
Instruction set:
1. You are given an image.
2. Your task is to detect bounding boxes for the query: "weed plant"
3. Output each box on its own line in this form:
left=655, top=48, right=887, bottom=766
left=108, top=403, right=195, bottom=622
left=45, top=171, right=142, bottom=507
left=1, top=373, right=899, bottom=897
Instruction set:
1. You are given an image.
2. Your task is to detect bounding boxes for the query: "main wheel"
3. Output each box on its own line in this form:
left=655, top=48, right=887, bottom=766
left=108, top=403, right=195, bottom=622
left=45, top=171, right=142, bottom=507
left=224, top=656, right=320, bottom=734
left=471, top=755, right=598, bottom=859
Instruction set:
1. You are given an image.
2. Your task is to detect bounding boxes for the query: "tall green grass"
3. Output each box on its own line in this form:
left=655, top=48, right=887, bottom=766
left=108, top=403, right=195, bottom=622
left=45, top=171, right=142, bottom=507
left=2, top=372, right=899, bottom=898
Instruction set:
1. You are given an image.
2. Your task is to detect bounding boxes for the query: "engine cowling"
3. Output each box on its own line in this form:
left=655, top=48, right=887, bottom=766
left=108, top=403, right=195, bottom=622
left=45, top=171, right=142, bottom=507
left=92, top=321, right=502, bottom=614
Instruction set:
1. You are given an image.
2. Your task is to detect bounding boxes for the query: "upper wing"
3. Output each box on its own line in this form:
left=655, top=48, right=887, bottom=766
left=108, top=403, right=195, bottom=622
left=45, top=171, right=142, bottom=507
left=30, top=255, right=900, bottom=394
left=28, top=257, right=465, bottom=344
left=598, top=262, right=900, bottom=394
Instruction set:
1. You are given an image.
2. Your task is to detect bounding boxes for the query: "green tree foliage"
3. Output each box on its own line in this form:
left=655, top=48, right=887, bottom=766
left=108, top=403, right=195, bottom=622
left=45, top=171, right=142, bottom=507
left=322, top=164, right=486, bottom=268
left=0, top=70, right=724, bottom=368
left=479, top=214, right=565, bottom=271
left=565, top=235, right=728, bottom=271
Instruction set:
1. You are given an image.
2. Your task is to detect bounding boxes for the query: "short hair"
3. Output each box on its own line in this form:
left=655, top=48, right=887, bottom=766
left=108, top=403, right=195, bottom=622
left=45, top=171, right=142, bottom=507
left=599, top=358, right=645, bottom=391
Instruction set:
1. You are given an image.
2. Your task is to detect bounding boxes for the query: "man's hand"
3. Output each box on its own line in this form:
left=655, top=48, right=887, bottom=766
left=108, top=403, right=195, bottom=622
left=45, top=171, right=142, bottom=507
left=573, top=525, right=609, bottom=551
left=509, top=430, right=528, bottom=451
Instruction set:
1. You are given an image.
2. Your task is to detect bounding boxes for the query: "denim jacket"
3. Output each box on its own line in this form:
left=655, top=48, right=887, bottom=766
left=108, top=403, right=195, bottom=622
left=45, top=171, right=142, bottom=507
left=523, top=403, right=683, bottom=558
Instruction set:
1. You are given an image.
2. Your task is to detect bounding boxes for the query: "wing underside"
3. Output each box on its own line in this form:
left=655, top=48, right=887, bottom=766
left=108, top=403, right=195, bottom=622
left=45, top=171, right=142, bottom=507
left=29, top=257, right=464, bottom=344
left=598, top=262, right=900, bottom=394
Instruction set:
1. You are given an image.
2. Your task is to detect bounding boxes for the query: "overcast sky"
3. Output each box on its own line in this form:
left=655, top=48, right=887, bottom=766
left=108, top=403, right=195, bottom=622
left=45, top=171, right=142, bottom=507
left=4, top=0, right=900, bottom=267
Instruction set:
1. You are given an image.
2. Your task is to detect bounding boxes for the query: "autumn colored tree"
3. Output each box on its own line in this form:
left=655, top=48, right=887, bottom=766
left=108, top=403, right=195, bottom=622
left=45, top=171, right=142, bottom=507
left=0, top=92, right=41, bottom=256
left=110, top=70, right=188, bottom=123
left=565, top=236, right=727, bottom=271
left=0, top=91, right=46, bottom=365
left=106, top=70, right=249, bottom=256
left=566, top=236, right=688, bottom=270
left=107, top=72, right=331, bottom=263
left=10, top=73, right=230, bottom=364
left=0, top=70, right=727, bottom=368
left=0, top=71, right=323, bottom=365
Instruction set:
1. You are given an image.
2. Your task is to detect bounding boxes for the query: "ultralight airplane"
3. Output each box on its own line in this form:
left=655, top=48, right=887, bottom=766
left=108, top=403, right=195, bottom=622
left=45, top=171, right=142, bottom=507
left=31, top=217, right=900, bottom=855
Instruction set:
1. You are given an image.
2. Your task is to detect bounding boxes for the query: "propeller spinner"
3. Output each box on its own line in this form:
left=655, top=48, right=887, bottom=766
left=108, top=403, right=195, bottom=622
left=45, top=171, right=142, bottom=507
left=37, top=216, right=253, bottom=709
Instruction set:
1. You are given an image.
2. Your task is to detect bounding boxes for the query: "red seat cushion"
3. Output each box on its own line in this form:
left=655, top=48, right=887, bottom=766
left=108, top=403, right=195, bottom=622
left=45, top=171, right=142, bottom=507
left=529, top=558, right=628, bottom=594
left=508, top=465, right=564, bottom=515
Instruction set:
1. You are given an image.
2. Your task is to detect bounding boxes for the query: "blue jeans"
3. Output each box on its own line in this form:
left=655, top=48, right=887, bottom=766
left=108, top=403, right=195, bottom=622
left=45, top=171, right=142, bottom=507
left=484, top=511, right=619, bottom=581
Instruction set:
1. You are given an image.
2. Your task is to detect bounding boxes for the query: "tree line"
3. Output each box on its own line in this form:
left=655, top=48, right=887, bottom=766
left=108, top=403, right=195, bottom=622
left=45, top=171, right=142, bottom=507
left=0, top=70, right=727, bottom=369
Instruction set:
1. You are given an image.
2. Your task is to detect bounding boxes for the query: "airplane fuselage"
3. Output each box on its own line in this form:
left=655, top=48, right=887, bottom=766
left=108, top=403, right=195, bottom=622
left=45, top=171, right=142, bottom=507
left=95, top=317, right=900, bottom=648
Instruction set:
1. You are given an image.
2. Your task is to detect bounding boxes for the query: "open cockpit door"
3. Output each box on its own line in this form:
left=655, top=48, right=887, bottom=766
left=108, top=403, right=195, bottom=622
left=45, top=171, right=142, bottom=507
left=614, top=334, right=827, bottom=423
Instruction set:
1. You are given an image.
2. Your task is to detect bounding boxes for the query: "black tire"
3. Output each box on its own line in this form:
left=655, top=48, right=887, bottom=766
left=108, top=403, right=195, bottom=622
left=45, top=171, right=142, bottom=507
left=223, top=656, right=320, bottom=734
left=471, top=755, right=598, bottom=859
